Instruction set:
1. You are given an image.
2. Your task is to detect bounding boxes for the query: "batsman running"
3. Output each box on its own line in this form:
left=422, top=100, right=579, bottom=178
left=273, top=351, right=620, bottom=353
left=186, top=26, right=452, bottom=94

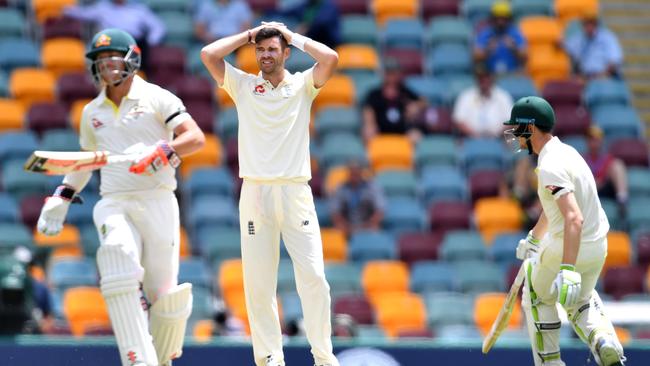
left=504, top=96, right=626, bottom=366
left=36, top=28, right=205, bottom=366
left=201, top=22, right=339, bottom=366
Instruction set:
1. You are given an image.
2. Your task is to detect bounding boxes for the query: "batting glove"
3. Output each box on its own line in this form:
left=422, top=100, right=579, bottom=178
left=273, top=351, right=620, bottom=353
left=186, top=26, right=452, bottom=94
left=515, top=230, right=540, bottom=260
left=552, top=264, right=582, bottom=307
left=37, top=185, right=78, bottom=236
left=129, top=140, right=180, bottom=175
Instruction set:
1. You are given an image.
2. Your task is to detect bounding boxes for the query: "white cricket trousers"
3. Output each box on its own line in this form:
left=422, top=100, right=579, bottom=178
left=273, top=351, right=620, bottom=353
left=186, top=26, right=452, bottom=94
left=93, top=189, right=180, bottom=304
left=239, top=179, right=338, bottom=366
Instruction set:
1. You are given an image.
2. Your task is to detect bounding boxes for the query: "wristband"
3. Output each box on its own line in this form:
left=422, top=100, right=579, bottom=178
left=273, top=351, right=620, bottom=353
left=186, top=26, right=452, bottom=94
left=159, top=140, right=181, bottom=169
left=560, top=264, right=575, bottom=271
left=53, top=185, right=83, bottom=204
left=290, top=32, right=311, bottom=51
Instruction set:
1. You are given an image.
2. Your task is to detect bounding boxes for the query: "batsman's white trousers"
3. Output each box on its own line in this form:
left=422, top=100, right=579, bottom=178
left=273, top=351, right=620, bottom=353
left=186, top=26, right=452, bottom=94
left=93, top=189, right=180, bottom=305
left=239, top=179, right=338, bottom=366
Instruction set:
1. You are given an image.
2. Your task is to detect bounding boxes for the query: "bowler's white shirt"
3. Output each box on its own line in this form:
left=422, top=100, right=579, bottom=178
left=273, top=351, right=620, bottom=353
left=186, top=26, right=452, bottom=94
left=536, top=136, right=610, bottom=242
left=220, top=61, right=320, bottom=181
left=80, top=75, right=190, bottom=194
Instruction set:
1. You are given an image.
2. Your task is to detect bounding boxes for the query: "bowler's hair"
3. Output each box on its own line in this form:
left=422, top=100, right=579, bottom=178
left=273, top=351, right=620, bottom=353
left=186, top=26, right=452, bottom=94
left=255, top=27, right=289, bottom=49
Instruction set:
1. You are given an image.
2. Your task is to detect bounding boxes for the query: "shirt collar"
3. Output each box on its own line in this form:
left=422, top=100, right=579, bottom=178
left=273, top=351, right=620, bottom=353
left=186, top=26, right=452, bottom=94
left=97, top=75, right=145, bottom=105
left=255, top=69, right=293, bottom=88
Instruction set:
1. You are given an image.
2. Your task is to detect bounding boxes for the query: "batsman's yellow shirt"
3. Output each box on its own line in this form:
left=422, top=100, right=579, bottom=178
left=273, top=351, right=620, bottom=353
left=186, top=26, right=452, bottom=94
left=220, top=61, right=320, bottom=181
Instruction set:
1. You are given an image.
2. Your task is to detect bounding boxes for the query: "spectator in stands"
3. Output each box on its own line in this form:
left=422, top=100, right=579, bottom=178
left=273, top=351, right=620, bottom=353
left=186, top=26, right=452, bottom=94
left=277, top=0, right=341, bottom=47
left=453, top=64, right=513, bottom=138
left=330, top=160, right=385, bottom=238
left=564, top=10, right=623, bottom=80
left=194, top=0, right=253, bottom=43
left=362, top=58, right=427, bottom=144
left=473, top=0, right=527, bottom=75
left=212, top=298, right=246, bottom=337
left=583, top=126, right=628, bottom=210
left=63, top=0, right=165, bottom=72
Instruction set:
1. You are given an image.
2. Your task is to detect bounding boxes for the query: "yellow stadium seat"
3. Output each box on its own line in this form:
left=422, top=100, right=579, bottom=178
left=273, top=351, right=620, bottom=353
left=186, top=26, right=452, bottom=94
left=374, top=292, right=427, bottom=338
left=362, top=260, right=409, bottom=305
left=519, top=16, right=562, bottom=48
left=63, top=286, right=111, bottom=337
left=474, top=292, right=522, bottom=336
left=180, top=133, right=222, bottom=178
left=193, top=319, right=214, bottom=342
left=41, top=38, right=86, bottom=78
left=33, top=224, right=81, bottom=247
left=9, top=68, right=56, bottom=109
left=321, top=228, right=347, bottom=262
left=0, top=98, right=25, bottom=131
left=526, top=49, right=571, bottom=91
left=372, top=0, right=418, bottom=26
left=70, top=98, right=92, bottom=132
left=368, top=134, right=414, bottom=172
left=313, top=74, right=355, bottom=112
left=324, top=165, right=349, bottom=196
left=604, top=231, right=632, bottom=272
left=615, top=326, right=632, bottom=346
left=218, top=258, right=244, bottom=306
left=33, top=0, right=77, bottom=23
left=180, top=226, right=191, bottom=259
left=554, top=0, right=599, bottom=27
left=235, top=44, right=258, bottom=75
left=226, top=290, right=250, bottom=334
left=475, top=197, right=524, bottom=244
left=336, top=45, right=380, bottom=73
left=215, top=86, right=235, bottom=108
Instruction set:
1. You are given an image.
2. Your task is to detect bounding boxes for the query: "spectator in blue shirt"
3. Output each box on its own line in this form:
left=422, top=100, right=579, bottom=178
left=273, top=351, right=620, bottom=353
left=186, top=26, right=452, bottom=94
left=474, top=1, right=527, bottom=75
left=194, top=0, right=253, bottom=43
left=278, top=0, right=341, bottom=47
left=564, top=11, right=623, bottom=79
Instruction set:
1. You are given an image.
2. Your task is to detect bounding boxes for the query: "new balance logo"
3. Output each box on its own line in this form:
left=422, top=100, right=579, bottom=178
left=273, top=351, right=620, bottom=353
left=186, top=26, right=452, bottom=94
left=248, top=220, right=255, bottom=235
left=301, top=220, right=309, bottom=227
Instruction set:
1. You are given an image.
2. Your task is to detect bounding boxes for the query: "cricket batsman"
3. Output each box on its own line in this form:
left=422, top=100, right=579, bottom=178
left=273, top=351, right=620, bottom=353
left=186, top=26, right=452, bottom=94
left=37, top=28, right=205, bottom=366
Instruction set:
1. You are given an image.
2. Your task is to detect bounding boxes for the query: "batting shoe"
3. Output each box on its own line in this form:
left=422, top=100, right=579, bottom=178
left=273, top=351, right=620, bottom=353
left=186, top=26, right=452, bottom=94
left=265, top=355, right=285, bottom=366
left=595, top=337, right=626, bottom=366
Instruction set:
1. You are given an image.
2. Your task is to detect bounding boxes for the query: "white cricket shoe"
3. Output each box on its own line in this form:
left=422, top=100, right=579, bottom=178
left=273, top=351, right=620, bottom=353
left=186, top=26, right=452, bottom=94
left=595, top=337, right=626, bottom=366
left=265, top=354, right=285, bottom=366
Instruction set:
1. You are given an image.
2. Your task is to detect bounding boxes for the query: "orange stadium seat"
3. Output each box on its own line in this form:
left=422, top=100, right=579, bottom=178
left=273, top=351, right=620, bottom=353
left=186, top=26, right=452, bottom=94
left=33, top=0, right=77, bottom=23
left=193, top=319, right=214, bottom=342
left=69, top=98, right=92, bottom=131
left=554, top=0, right=599, bottom=27
left=215, top=86, right=235, bottom=108
left=372, top=0, right=419, bottom=26
left=362, top=260, right=409, bottom=305
left=226, top=290, right=250, bottom=334
left=374, top=292, right=427, bottom=337
left=603, top=231, right=632, bottom=272
left=321, top=228, right=347, bottom=262
left=313, top=74, right=355, bottom=112
left=474, top=292, right=522, bottom=336
left=33, top=224, right=81, bottom=247
left=63, top=286, right=111, bottom=337
left=180, top=133, right=222, bottom=178
left=336, top=44, right=380, bottom=74
left=0, top=98, right=26, bottom=131
left=324, top=165, right=349, bottom=196
left=368, top=134, right=414, bottom=172
left=474, top=197, right=524, bottom=244
left=180, top=226, right=191, bottom=259
left=9, top=68, right=56, bottom=109
left=526, top=49, right=571, bottom=91
left=218, top=258, right=244, bottom=305
left=41, top=38, right=86, bottom=78
left=519, top=16, right=562, bottom=48
left=235, top=44, right=258, bottom=75
left=51, top=244, right=83, bottom=259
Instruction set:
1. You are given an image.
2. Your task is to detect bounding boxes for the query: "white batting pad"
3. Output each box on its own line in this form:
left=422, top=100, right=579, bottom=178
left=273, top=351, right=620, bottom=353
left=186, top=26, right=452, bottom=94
left=150, top=282, right=193, bottom=364
left=97, top=245, right=158, bottom=366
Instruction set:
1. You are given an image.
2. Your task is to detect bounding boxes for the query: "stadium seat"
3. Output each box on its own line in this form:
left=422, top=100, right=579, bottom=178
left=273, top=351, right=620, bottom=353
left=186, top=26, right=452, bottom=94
left=336, top=44, right=380, bottom=76
left=421, top=0, right=460, bottom=20
left=276, top=259, right=296, bottom=293
left=143, top=0, right=189, bottom=12
left=415, top=135, right=457, bottom=169
left=0, top=193, right=19, bottom=223
left=314, top=197, right=332, bottom=227
left=184, top=167, right=234, bottom=204
left=33, top=224, right=81, bottom=248
left=371, top=0, right=418, bottom=26
left=315, top=106, right=360, bottom=141
left=63, top=286, right=111, bottom=337
left=233, top=44, right=257, bottom=75
left=429, top=200, right=471, bottom=233
left=189, top=195, right=237, bottom=233
left=0, top=70, right=7, bottom=97
left=325, top=263, right=363, bottom=296
left=42, top=16, right=83, bottom=40
left=526, top=49, right=571, bottom=90
left=439, top=230, right=487, bottom=262
left=0, top=130, right=38, bottom=163
left=68, top=98, right=92, bottom=132
left=628, top=168, right=650, bottom=199
left=496, top=74, right=538, bottom=102
left=603, top=231, right=632, bottom=271
left=398, top=231, right=443, bottom=265
left=374, top=292, right=427, bottom=337
left=382, top=197, right=425, bottom=235
left=0, top=222, right=33, bottom=254
left=323, top=164, right=350, bottom=196
left=180, top=133, right=222, bottom=178
left=603, top=266, right=645, bottom=300
left=362, top=260, right=409, bottom=304
left=333, top=293, right=373, bottom=325
left=456, top=260, right=505, bottom=294
left=427, top=43, right=472, bottom=78
left=284, top=49, right=314, bottom=74
left=542, top=79, right=583, bottom=108
left=426, top=16, right=472, bottom=47
left=186, top=100, right=216, bottom=133
left=584, top=78, right=632, bottom=110
left=158, top=11, right=194, bottom=48
left=319, top=133, right=366, bottom=171
left=313, top=74, right=355, bottom=112
left=41, top=38, right=85, bottom=78
left=475, top=197, right=524, bottom=243
left=383, top=18, right=424, bottom=50
left=375, top=170, right=418, bottom=199
left=420, top=165, right=467, bottom=204
left=321, top=228, right=347, bottom=262
left=367, top=134, right=413, bottom=172
left=563, top=135, right=588, bottom=155
left=350, top=72, right=382, bottom=103
left=469, top=169, right=503, bottom=203
left=49, top=257, right=98, bottom=290
left=334, top=0, right=367, bottom=14
left=592, top=105, right=643, bottom=141
left=425, top=292, right=474, bottom=327
left=0, top=38, right=40, bottom=73
left=33, top=0, right=76, bottom=23
left=635, top=231, right=650, bottom=267
left=512, top=0, right=553, bottom=19
left=216, top=107, right=238, bottom=142
left=56, top=71, right=96, bottom=109
left=490, top=232, right=525, bottom=268
left=178, top=258, right=212, bottom=290
left=0, top=99, right=25, bottom=131
left=410, top=261, right=455, bottom=293
left=26, top=102, right=68, bottom=135
left=554, top=0, right=599, bottom=27
left=608, top=138, right=649, bottom=167
left=218, top=258, right=244, bottom=307
left=382, top=48, right=423, bottom=77
left=173, top=75, right=212, bottom=105
left=519, top=16, right=562, bottom=48
left=197, top=226, right=241, bottom=264
left=279, top=291, right=303, bottom=323
left=404, top=75, right=450, bottom=106
left=9, top=68, right=56, bottom=109
left=553, top=106, right=590, bottom=137
left=349, top=230, right=397, bottom=262
left=178, top=226, right=191, bottom=259
left=461, top=138, right=507, bottom=175
left=39, top=128, right=79, bottom=153
left=0, top=8, right=25, bottom=38
left=2, top=160, right=51, bottom=201
left=340, top=15, right=377, bottom=45
left=474, top=292, right=522, bottom=335
left=461, top=0, right=495, bottom=25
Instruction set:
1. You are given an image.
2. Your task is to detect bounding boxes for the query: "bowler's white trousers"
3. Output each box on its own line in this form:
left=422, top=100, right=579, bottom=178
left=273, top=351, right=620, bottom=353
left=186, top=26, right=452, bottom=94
left=239, top=179, right=338, bottom=366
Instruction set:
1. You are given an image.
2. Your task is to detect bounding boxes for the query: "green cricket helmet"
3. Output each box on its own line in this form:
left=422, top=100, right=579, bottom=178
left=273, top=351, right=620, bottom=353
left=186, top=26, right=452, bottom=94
left=86, top=28, right=141, bottom=86
left=503, top=96, right=555, bottom=154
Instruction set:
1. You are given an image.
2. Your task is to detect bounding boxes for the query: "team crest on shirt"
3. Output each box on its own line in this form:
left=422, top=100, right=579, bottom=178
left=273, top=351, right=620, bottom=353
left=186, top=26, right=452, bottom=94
left=253, top=84, right=266, bottom=95
left=545, top=185, right=563, bottom=195
left=91, top=118, right=105, bottom=129
left=127, top=104, right=146, bottom=119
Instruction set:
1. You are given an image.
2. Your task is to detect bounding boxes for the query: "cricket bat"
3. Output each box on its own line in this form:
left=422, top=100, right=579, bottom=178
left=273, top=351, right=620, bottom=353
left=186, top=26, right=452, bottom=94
left=482, top=261, right=526, bottom=354
left=24, top=150, right=138, bottom=175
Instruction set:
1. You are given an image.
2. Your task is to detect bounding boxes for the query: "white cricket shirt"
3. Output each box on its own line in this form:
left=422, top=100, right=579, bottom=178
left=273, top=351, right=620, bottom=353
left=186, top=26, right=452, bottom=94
left=79, top=75, right=191, bottom=195
left=220, top=61, right=320, bottom=181
left=536, top=136, right=610, bottom=242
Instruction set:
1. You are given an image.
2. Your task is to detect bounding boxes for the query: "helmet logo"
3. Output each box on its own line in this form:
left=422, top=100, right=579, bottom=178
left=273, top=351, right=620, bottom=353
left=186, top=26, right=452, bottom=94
left=95, top=34, right=111, bottom=47
left=515, top=117, right=535, bottom=123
